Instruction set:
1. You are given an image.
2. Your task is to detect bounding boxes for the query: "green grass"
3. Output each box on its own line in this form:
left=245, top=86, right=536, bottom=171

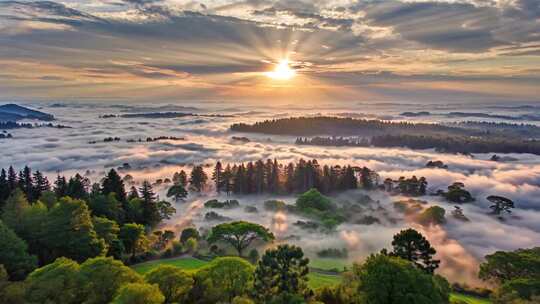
left=450, top=293, right=491, bottom=304
left=309, top=258, right=350, bottom=272
left=307, top=272, right=341, bottom=289
left=131, top=257, right=209, bottom=274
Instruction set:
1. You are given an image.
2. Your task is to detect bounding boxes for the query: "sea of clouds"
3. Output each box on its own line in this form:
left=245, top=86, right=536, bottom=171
left=1, top=101, right=539, bottom=286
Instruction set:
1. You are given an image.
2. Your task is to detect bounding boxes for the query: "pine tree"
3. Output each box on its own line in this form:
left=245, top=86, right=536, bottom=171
left=6, top=166, right=17, bottom=193
left=212, top=161, right=223, bottom=194
left=54, top=174, right=68, bottom=198
left=127, top=186, right=139, bottom=200
left=0, top=169, right=9, bottom=206
left=66, top=173, right=89, bottom=199
left=173, top=170, right=188, bottom=187
left=101, top=169, right=127, bottom=203
left=254, top=160, right=265, bottom=194
left=33, top=170, right=50, bottom=200
left=245, top=162, right=255, bottom=194
left=189, top=165, right=208, bottom=193
left=284, top=163, right=295, bottom=194
left=19, top=166, right=34, bottom=201
left=139, top=181, right=160, bottom=227
left=222, top=165, right=233, bottom=195
left=233, top=164, right=245, bottom=194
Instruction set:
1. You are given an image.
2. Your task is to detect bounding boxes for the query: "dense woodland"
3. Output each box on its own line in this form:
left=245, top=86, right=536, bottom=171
left=232, top=117, right=540, bottom=155
left=0, top=162, right=534, bottom=304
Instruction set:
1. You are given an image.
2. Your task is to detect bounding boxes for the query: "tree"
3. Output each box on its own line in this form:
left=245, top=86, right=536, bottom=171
left=173, top=170, right=188, bottom=187
left=207, top=221, right=274, bottom=257
left=390, top=228, right=440, bottom=274
left=24, top=257, right=80, bottom=304
left=19, top=166, right=34, bottom=201
left=355, top=253, right=449, bottom=304
left=253, top=244, right=310, bottom=302
left=128, top=186, right=139, bottom=200
left=0, top=169, right=9, bottom=206
left=479, top=247, right=540, bottom=284
left=119, top=223, right=148, bottom=260
left=212, top=161, right=223, bottom=193
left=32, top=170, right=50, bottom=201
left=417, top=206, right=446, bottom=226
left=78, top=257, right=143, bottom=304
left=42, top=197, right=106, bottom=263
left=53, top=174, right=67, bottom=198
left=296, top=188, right=334, bottom=212
left=487, top=195, right=515, bottom=217
left=145, top=265, right=193, bottom=303
left=88, top=192, right=123, bottom=222
left=166, top=183, right=188, bottom=202
left=479, top=247, right=540, bottom=303
left=222, top=165, right=234, bottom=195
left=1, top=188, right=30, bottom=233
left=189, top=165, right=208, bottom=193
left=140, top=181, right=161, bottom=227
left=0, top=220, right=37, bottom=280
left=442, top=182, right=474, bottom=203
left=112, top=283, right=165, bottom=304
left=180, top=227, right=200, bottom=243
left=92, top=216, right=120, bottom=254
left=192, top=257, right=254, bottom=303
left=66, top=173, right=89, bottom=199
left=101, top=169, right=127, bottom=203
left=7, top=166, right=18, bottom=193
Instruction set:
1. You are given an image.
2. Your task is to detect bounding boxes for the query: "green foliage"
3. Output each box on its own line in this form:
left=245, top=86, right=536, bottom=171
left=253, top=244, right=311, bottom=302
left=0, top=220, right=37, bottom=280
left=205, top=199, right=240, bottom=209
left=145, top=265, right=193, bottom=304
left=92, top=216, right=121, bottom=255
left=207, top=221, right=274, bottom=256
left=78, top=257, right=143, bottom=304
left=42, top=196, right=106, bottom=263
left=355, top=253, right=449, bottom=304
left=101, top=169, right=127, bottom=203
left=442, top=183, right=475, bottom=203
left=418, top=206, right=446, bottom=226
left=317, top=248, right=348, bottom=259
left=1, top=188, right=30, bottom=233
left=87, top=193, right=123, bottom=223
left=391, top=228, right=440, bottom=274
left=180, top=227, right=200, bottom=243
left=479, top=247, right=540, bottom=302
left=192, top=257, right=254, bottom=303
left=296, top=188, right=334, bottom=212
left=185, top=237, right=198, bottom=253
left=189, top=165, right=208, bottom=192
left=166, top=183, right=188, bottom=202
left=112, top=283, right=165, bottom=304
left=120, top=223, right=148, bottom=260
left=24, top=257, right=80, bottom=304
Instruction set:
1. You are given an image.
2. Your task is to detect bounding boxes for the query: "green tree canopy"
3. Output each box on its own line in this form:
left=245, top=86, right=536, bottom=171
left=207, top=221, right=274, bottom=256
left=24, top=257, right=80, bottom=304
left=78, top=257, right=143, bottom=304
left=42, top=197, right=105, bottom=263
left=355, top=254, right=449, bottom=304
left=192, top=257, right=254, bottom=303
left=417, top=206, right=446, bottom=226
left=0, top=220, right=37, bottom=280
left=180, top=227, right=200, bottom=244
left=253, top=244, right=310, bottom=302
left=390, top=228, right=440, bottom=274
left=119, top=223, right=148, bottom=260
left=296, top=188, right=334, bottom=212
left=145, top=265, right=193, bottom=304
left=479, top=247, right=540, bottom=284
left=112, top=283, right=165, bottom=304
left=166, top=183, right=188, bottom=202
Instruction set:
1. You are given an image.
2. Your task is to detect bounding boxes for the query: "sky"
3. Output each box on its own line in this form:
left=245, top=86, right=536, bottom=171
left=0, top=0, right=539, bottom=104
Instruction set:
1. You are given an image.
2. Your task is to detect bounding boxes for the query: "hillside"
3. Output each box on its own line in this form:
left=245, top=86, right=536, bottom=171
left=0, top=104, right=54, bottom=121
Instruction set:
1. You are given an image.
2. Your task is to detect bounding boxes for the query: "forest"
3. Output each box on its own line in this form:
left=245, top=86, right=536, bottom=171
left=0, top=160, right=536, bottom=304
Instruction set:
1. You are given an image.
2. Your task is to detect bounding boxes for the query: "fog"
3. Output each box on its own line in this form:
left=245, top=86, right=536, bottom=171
left=1, top=101, right=539, bottom=287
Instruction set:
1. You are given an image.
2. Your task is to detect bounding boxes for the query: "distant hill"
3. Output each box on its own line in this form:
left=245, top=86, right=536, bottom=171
left=0, top=104, right=54, bottom=121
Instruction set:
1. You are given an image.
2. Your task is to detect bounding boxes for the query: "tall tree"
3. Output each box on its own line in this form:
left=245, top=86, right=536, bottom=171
left=207, top=221, right=274, bottom=257
left=172, top=170, right=188, bottom=187
left=0, top=219, right=37, bottom=280
left=119, top=223, right=148, bottom=260
left=66, top=174, right=89, bottom=199
left=390, top=228, right=440, bottom=274
left=32, top=170, right=50, bottom=201
left=212, top=161, right=223, bottom=194
left=127, top=186, right=139, bottom=200
left=19, top=166, right=34, bottom=201
left=166, top=183, right=188, bottom=202
left=221, top=165, right=233, bottom=195
left=139, top=181, right=160, bottom=227
left=0, top=169, right=9, bottom=208
left=487, top=195, right=515, bottom=218
left=189, top=165, right=208, bottom=193
left=1, top=188, right=30, bottom=233
left=42, top=197, right=106, bottom=263
left=253, top=244, right=310, bottom=302
left=53, top=174, right=68, bottom=198
left=101, top=169, right=127, bottom=204
left=7, top=166, right=18, bottom=193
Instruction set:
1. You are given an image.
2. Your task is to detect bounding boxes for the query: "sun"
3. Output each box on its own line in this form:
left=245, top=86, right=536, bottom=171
left=266, top=59, right=296, bottom=80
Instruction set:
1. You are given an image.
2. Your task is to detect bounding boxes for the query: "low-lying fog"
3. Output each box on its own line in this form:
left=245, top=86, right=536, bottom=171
left=2, top=101, right=539, bottom=287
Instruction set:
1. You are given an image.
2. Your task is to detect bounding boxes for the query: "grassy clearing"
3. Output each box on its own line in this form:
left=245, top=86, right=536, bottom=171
left=131, top=256, right=209, bottom=274
left=309, top=258, right=350, bottom=272
left=450, top=293, right=492, bottom=304
left=307, top=272, right=342, bottom=289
